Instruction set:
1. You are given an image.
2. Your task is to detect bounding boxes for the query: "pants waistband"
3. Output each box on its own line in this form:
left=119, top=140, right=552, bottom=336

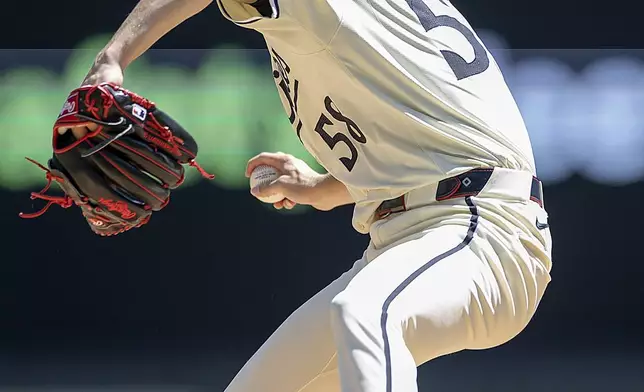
left=375, top=168, right=544, bottom=219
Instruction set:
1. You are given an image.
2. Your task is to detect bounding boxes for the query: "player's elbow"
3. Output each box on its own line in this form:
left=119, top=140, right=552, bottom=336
left=178, top=0, right=213, bottom=10
left=312, top=203, right=334, bottom=211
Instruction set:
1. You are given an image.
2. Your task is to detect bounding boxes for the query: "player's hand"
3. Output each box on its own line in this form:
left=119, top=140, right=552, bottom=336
left=246, top=152, right=327, bottom=210
left=59, top=54, right=124, bottom=139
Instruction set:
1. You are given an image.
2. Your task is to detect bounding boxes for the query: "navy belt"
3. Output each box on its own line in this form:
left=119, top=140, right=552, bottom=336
left=375, top=168, right=543, bottom=219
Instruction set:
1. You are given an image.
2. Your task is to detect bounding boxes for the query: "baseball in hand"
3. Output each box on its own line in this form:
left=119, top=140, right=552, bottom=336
left=250, top=165, right=285, bottom=203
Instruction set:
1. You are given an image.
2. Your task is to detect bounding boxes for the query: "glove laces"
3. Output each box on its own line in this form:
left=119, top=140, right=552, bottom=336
left=189, top=160, right=215, bottom=180
left=82, top=84, right=215, bottom=180
left=18, top=158, right=75, bottom=219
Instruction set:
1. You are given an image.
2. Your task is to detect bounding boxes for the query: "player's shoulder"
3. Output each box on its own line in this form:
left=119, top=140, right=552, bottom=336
left=216, top=0, right=344, bottom=49
left=215, top=0, right=271, bottom=25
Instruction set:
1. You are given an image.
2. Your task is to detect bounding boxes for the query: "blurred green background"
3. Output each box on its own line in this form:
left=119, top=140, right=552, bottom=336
left=0, top=35, right=322, bottom=190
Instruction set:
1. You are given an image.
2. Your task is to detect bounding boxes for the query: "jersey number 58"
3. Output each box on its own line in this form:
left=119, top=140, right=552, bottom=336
left=406, top=0, right=490, bottom=80
left=314, top=96, right=367, bottom=172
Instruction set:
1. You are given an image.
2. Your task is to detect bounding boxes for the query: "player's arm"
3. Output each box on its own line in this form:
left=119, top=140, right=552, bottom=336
left=246, top=153, right=354, bottom=211
left=306, top=173, right=354, bottom=211
left=63, top=0, right=213, bottom=139
left=84, top=0, right=213, bottom=84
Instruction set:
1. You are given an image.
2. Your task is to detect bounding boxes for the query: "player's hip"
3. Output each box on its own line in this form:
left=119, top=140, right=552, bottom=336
left=367, top=167, right=552, bottom=268
left=360, top=169, right=552, bottom=345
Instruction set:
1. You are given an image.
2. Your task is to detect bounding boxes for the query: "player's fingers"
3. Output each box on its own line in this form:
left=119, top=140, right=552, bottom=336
left=245, top=152, right=289, bottom=177
left=86, top=122, right=99, bottom=132
left=283, top=199, right=296, bottom=209
left=71, top=126, right=89, bottom=139
left=250, top=177, right=286, bottom=199
left=272, top=200, right=285, bottom=209
left=58, top=123, right=98, bottom=139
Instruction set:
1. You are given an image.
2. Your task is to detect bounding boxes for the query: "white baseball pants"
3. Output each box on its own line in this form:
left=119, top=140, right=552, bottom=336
left=225, top=169, right=552, bottom=392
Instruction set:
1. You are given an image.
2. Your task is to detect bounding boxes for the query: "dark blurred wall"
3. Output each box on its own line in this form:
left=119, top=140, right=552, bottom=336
left=1, top=1, right=640, bottom=49
left=4, top=178, right=644, bottom=343
left=1, top=0, right=643, bottom=390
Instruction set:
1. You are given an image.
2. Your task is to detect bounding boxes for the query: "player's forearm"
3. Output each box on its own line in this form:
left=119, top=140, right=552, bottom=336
left=97, top=0, right=212, bottom=70
left=311, top=174, right=354, bottom=211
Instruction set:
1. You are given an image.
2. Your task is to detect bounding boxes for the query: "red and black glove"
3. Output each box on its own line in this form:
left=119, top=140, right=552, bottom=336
left=20, top=82, right=214, bottom=236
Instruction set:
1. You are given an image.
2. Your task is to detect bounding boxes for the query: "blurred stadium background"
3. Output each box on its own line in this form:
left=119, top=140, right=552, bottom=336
left=1, top=1, right=643, bottom=391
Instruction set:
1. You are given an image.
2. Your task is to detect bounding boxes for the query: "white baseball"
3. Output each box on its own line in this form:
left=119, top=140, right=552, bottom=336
left=250, top=165, right=285, bottom=204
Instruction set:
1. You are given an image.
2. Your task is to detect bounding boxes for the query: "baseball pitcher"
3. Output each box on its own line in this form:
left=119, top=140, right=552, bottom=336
left=22, top=0, right=553, bottom=390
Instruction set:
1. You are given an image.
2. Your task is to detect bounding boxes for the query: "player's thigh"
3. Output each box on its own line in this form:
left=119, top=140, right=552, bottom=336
left=296, top=369, right=341, bottom=392
left=225, top=260, right=364, bottom=392
left=331, top=224, right=514, bottom=364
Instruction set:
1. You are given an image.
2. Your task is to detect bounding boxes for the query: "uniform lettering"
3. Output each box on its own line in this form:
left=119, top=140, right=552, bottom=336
left=269, top=49, right=367, bottom=171
left=324, top=98, right=367, bottom=143
left=314, top=96, right=367, bottom=172
left=271, top=48, right=303, bottom=137
left=406, top=0, right=490, bottom=80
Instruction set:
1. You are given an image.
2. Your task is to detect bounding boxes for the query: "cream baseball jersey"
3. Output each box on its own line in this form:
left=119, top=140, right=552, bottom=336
left=216, top=0, right=537, bottom=233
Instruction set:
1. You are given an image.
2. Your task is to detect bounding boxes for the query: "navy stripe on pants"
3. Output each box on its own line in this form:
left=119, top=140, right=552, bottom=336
left=380, top=197, right=479, bottom=392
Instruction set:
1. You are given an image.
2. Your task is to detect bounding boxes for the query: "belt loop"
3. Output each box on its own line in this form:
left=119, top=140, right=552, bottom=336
left=376, top=195, right=406, bottom=219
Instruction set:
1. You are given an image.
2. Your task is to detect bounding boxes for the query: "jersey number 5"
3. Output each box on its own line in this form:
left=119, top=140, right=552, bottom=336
left=406, top=0, right=490, bottom=80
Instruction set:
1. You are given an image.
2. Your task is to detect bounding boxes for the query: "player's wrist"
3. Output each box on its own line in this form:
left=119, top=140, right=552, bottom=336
left=309, top=174, right=353, bottom=211
left=96, top=48, right=120, bottom=66
left=82, top=51, right=124, bottom=87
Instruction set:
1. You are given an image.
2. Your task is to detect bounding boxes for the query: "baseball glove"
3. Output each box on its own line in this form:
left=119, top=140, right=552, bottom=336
left=19, top=82, right=214, bottom=236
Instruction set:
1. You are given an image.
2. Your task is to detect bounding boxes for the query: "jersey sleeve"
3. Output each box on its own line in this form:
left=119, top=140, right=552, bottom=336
left=215, top=0, right=343, bottom=50
left=215, top=0, right=277, bottom=25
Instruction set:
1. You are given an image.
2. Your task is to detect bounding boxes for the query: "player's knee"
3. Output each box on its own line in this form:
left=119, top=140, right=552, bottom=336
left=329, top=291, right=380, bottom=330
